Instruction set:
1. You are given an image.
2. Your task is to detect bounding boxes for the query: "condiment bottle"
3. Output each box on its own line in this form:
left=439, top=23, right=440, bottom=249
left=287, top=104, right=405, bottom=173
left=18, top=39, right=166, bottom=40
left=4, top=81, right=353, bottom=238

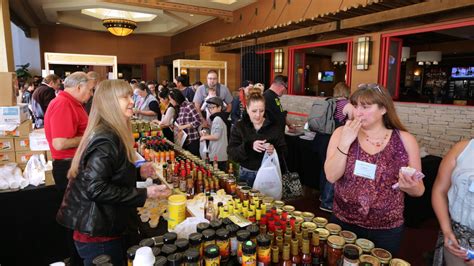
left=127, top=245, right=139, bottom=266
left=271, top=246, right=279, bottom=266
left=342, top=245, right=360, bottom=266
left=183, top=248, right=200, bottom=266
left=202, top=229, right=216, bottom=249
left=204, top=244, right=220, bottom=266
left=237, top=230, right=251, bottom=264
left=216, top=228, right=230, bottom=263
left=163, top=232, right=178, bottom=244
left=281, top=243, right=292, bottom=266
left=310, top=231, right=323, bottom=265
left=256, top=234, right=271, bottom=266
left=290, top=238, right=301, bottom=265
left=161, top=244, right=178, bottom=257
left=301, top=238, right=312, bottom=266
left=92, top=254, right=111, bottom=265
left=175, top=238, right=190, bottom=254
left=247, top=224, right=260, bottom=244
left=242, top=240, right=257, bottom=266
left=189, top=232, right=203, bottom=258
left=167, top=253, right=183, bottom=266
left=196, top=222, right=210, bottom=234
left=226, top=224, right=239, bottom=257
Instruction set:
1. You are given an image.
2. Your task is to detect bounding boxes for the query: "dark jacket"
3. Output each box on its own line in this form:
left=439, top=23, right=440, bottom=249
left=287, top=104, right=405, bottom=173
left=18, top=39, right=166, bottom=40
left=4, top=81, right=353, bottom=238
left=263, top=89, right=287, bottom=132
left=56, top=128, right=147, bottom=237
left=228, top=114, right=287, bottom=171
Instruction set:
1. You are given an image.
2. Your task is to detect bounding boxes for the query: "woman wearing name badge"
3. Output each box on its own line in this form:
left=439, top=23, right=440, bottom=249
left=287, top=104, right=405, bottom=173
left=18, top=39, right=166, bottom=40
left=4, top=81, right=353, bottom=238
left=432, top=139, right=474, bottom=266
left=325, top=83, right=424, bottom=255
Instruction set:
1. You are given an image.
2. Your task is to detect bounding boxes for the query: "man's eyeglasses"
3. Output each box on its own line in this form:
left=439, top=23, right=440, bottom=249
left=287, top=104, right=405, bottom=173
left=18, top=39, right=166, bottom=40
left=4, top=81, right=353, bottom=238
left=358, top=83, right=383, bottom=94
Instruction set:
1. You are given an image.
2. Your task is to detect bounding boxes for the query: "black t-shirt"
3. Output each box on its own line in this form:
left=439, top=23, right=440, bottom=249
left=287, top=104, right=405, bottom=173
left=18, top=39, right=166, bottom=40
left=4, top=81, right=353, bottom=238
left=148, top=100, right=162, bottom=120
left=263, top=89, right=287, bottom=131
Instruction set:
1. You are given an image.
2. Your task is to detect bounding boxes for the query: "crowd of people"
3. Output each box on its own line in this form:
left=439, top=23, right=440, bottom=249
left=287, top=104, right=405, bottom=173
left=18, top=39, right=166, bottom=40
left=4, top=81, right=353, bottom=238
left=28, top=69, right=472, bottom=265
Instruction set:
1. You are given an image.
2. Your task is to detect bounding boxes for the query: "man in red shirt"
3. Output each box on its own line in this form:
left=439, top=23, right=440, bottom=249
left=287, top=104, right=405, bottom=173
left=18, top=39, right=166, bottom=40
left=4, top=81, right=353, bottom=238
left=45, top=71, right=94, bottom=194
left=44, top=71, right=93, bottom=266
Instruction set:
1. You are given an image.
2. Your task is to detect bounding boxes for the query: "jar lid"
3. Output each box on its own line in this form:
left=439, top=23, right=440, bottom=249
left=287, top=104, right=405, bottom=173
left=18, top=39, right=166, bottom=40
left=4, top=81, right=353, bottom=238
left=389, top=258, right=411, bottom=266
left=241, top=186, right=252, bottom=191
left=222, top=217, right=233, bottom=226
left=242, top=240, right=257, bottom=254
left=256, top=234, right=271, bottom=246
left=184, top=248, right=200, bottom=262
left=302, top=212, right=314, bottom=218
left=188, top=232, right=203, bottom=245
left=313, top=217, right=328, bottom=227
left=151, top=247, right=161, bottom=256
left=356, top=238, right=375, bottom=252
left=202, top=229, right=216, bottom=241
left=274, top=201, right=285, bottom=208
left=167, top=253, right=182, bottom=265
left=210, top=219, right=223, bottom=230
left=175, top=238, right=189, bottom=252
left=315, top=228, right=330, bottom=240
left=359, top=254, right=380, bottom=265
left=246, top=224, right=260, bottom=236
left=327, top=235, right=345, bottom=249
left=139, top=238, right=155, bottom=247
left=163, top=232, right=178, bottom=244
left=301, top=222, right=317, bottom=231
left=226, top=224, right=239, bottom=234
left=292, top=211, right=302, bottom=217
left=204, top=244, right=220, bottom=258
left=339, top=230, right=357, bottom=242
left=343, top=245, right=359, bottom=260
left=160, top=244, right=177, bottom=256
left=227, top=178, right=235, bottom=184
left=371, top=248, right=392, bottom=263
left=196, top=222, right=210, bottom=233
left=343, top=243, right=362, bottom=255
left=325, top=223, right=342, bottom=234
left=236, top=230, right=251, bottom=241
left=92, top=254, right=111, bottom=264
left=282, top=205, right=294, bottom=212
left=127, top=245, right=140, bottom=258
left=154, top=256, right=168, bottom=266
left=216, top=228, right=230, bottom=239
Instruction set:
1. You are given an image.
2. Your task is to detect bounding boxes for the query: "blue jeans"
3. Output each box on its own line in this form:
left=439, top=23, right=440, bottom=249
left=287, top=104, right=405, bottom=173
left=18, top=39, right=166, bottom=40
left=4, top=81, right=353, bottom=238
left=75, top=238, right=124, bottom=266
left=330, top=215, right=404, bottom=256
left=239, top=166, right=258, bottom=187
left=312, top=133, right=333, bottom=209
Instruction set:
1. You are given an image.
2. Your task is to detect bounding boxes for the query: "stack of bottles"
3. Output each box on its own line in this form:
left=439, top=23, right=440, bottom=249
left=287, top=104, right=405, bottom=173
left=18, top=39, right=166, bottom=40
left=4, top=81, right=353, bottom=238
left=132, top=120, right=161, bottom=139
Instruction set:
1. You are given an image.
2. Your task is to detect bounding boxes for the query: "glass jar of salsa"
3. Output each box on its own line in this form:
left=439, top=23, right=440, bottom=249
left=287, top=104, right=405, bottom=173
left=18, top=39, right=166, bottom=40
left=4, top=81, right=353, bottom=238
left=315, top=228, right=330, bottom=260
left=327, top=235, right=345, bottom=266
left=225, top=178, right=237, bottom=195
left=371, top=248, right=392, bottom=266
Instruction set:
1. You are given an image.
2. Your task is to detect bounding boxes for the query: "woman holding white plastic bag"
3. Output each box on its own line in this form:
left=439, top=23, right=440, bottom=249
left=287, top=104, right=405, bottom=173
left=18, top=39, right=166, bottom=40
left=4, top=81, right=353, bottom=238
left=228, top=88, right=287, bottom=187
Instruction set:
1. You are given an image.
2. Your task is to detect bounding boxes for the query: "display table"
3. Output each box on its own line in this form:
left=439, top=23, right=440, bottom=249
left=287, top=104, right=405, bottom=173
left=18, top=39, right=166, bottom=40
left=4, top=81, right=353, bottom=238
left=285, top=134, right=321, bottom=190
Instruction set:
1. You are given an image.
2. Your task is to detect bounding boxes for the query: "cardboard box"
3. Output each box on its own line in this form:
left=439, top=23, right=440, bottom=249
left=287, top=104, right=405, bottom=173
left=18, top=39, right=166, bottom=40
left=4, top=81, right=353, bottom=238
left=14, top=137, right=29, bottom=151
left=15, top=150, right=45, bottom=164
left=0, top=138, right=15, bottom=151
left=46, top=150, right=52, bottom=161
left=0, top=104, right=29, bottom=124
left=0, top=72, right=18, bottom=106
left=0, top=151, right=16, bottom=163
left=0, top=120, right=32, bottom=137
left=29, top=130, right=50, bottom=151
left=45, top=169, right=55, bottom=186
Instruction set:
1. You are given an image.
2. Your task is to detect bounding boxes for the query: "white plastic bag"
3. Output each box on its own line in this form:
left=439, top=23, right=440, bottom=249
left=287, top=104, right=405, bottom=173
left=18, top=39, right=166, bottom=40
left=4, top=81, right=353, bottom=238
left=253, top=151, right=283, bottom=200
left=199, top=141, right=209, bottom=160
left=23, top=154, right=47, bottom=186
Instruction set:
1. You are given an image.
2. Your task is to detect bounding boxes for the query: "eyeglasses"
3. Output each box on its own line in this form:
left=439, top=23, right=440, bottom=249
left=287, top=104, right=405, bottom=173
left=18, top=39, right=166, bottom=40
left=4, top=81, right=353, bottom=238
left=358, top=83, right=383, bottom=94
left=207, top=105, right=218, bottom=110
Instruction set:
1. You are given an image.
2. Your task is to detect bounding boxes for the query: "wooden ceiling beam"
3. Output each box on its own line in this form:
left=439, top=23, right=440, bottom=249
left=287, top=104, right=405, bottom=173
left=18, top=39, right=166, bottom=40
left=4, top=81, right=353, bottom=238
left=102, top=0, right=234, bottom=22
left=340, top=0, right=474, bottom=29
left=214, top=39, right=256, bottom=53
left=257, top=22, right=338, bottom=45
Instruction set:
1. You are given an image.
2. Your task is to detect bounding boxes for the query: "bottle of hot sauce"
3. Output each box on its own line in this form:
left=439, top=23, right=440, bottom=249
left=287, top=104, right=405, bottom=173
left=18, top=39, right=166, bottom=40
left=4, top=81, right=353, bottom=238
left=291, top=239, right=302, bottom=266
left=281, top=244, right=292, bottom=266
left=301, top=238, right=312, bottom=266
left=311, top=231, right=323, bottom=265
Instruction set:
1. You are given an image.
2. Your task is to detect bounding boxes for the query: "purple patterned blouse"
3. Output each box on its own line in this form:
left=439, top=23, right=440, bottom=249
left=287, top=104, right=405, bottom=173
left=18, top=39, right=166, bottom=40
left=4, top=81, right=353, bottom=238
left=333, top=130, right=408, bottom=229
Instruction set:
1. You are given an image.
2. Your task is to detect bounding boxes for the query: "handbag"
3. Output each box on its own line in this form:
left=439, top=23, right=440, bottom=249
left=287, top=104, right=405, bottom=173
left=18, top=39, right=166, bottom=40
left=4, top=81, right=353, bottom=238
left=281, top=156, right=303, bottom=200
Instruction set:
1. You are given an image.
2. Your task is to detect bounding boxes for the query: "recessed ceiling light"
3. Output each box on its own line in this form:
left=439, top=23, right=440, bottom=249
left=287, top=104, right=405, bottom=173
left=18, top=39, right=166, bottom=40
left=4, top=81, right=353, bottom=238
left=190, top=14, right=194, bottom=17
left=56, top=22, right=61, bottom=24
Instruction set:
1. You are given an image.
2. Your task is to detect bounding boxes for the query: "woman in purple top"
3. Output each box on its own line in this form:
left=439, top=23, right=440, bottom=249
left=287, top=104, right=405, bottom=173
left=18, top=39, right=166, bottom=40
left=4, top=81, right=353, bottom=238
left=325, top=83, right=425, bottom=255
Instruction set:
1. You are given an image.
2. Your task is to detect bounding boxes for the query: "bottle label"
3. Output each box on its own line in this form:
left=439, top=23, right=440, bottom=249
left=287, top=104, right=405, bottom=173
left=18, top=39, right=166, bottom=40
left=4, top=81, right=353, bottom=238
left=242, top=254, right=257, bottom=266
left=257, top=247, right=271, bottom=264
left=230, top=237, right=238, bottom=256
left=204, top=257, right=219, bottom=266
left=343, top=259, right=359, bottom=266
left=217, top=239, right=230, bottom=259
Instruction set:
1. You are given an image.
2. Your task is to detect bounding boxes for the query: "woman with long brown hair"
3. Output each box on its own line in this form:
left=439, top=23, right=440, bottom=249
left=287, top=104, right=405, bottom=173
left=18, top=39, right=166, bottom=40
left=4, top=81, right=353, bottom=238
left=56, top=80, right=171, bottom=266
left=325, top=83, right=424, bottom=255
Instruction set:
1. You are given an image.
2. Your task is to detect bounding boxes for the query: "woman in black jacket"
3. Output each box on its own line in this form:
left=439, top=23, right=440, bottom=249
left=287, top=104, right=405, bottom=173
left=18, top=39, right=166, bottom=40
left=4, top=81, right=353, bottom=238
left=56, top=80, right=171, bottom=266
left=228, top=88, right=287, bottom=187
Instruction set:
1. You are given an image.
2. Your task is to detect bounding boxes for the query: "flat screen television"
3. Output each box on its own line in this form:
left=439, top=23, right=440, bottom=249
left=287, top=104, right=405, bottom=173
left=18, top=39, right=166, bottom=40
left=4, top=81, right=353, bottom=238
left=451, top=67, right=474, bottom=78
left=320, top=71, right=334, bottom=82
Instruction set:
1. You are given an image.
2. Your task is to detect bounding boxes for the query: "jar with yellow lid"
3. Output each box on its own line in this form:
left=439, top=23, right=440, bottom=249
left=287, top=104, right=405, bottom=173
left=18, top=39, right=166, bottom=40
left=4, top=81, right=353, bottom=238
left=301, top=222, right=317, bottom=232
left=313, top=217, right=328, bottom=228
left=315, top=228, right=330, bottom=260
left=389, top=258, right=411, bottom=266
left=302, top=212, right=315, bottom=222
left=371, top=248, right=392, bottom=266
left=327, top=235, right=345, bottom=266
left=273, top=201, right=285, bottom=209
left=355, top=238, right=375, bottom=254
left=292, top=211, right=302, bottom=217
left=282, top=205, right=294, bottom=213
left=339, top=230, right=357, bottom=244
left=325, top=223, right=342, bottom=235
left=359, top=254, right=380, bottom=266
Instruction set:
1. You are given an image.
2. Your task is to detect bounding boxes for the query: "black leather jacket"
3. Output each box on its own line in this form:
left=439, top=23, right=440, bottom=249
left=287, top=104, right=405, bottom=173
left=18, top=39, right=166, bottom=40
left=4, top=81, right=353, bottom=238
left=56, top=129, right=147, bottom=237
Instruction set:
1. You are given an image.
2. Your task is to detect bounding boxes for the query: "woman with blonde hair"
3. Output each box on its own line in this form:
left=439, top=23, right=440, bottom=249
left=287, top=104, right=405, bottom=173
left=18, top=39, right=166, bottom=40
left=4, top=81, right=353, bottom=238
left=56, top=80, right=171, bottom=266
left=325, top=83, right=424, bottom=255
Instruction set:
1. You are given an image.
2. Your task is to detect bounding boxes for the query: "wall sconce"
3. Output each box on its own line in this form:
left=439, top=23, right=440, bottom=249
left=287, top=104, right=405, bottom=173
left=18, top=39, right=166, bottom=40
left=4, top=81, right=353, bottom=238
left=118, top=72, right=123, bottom=78
left=401, top=47, right=411, bottom=62
left=180, top=68, right=188, bottom=75
left=274, top=48, right=284, bottom=73
left=331, top=52, right=347, bottom=65
left=416, top=51, right=442, bottom=66
left=65, top=71, right=71, bottom=76
left=355, top=36, right=371, bottom=70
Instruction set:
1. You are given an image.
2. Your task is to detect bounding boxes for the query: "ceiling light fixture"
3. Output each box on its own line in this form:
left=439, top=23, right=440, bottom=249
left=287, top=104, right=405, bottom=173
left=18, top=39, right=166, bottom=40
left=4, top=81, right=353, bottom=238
left=331, top=51, right=347, bottom=65
left=416, top=51, right=442, bottom=66
left=102, top=18, right=137, bottom=37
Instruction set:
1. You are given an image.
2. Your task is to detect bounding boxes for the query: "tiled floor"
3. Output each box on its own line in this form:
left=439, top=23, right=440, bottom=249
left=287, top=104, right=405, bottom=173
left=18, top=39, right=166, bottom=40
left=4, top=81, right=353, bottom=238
left=286, top=187, right=439, bottom=265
